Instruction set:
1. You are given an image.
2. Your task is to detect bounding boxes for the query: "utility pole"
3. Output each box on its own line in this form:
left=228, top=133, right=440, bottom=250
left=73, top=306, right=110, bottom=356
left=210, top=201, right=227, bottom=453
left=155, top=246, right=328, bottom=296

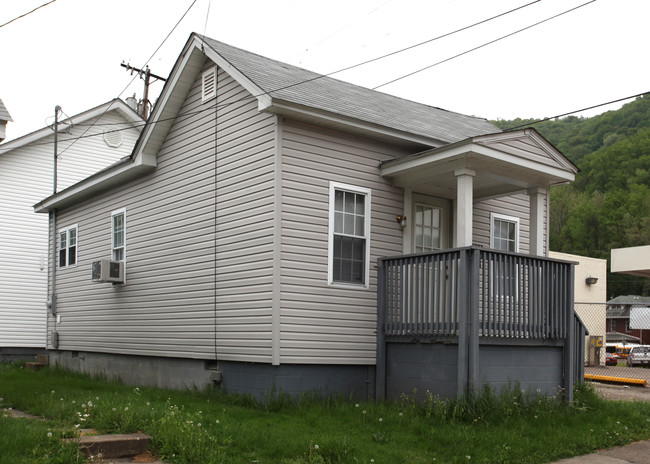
left=53, top=105, right=61, bottom=194
left=121, top=63, right=167, bottom=120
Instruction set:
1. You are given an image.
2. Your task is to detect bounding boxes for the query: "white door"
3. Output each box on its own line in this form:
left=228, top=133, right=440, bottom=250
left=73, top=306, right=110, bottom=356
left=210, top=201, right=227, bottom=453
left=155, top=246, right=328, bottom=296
left=411, top=195, right=450, bottom=253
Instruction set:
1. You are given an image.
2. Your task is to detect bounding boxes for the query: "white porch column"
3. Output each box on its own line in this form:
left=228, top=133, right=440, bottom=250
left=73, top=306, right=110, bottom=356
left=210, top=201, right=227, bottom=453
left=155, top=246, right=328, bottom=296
left=454, top=168, right=475, bottom=247
left=528, top=187, right=546, bottom=256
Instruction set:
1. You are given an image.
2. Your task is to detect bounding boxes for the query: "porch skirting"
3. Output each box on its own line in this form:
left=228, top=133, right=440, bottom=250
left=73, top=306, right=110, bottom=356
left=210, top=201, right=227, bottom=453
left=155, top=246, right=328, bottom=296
left=384, top=340, right=565, bottom=401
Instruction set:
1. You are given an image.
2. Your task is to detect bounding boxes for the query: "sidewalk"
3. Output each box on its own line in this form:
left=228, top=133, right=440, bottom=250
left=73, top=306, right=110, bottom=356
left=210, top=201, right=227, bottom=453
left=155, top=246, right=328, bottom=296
left=549, top=439, right=650, bottom=463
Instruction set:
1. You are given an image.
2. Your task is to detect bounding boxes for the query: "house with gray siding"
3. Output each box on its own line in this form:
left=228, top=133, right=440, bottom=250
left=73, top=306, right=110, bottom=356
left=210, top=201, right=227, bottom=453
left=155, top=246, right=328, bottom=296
left=0, top=99, right=141, bottom=361
left=34, top=34, right=582, bottom=400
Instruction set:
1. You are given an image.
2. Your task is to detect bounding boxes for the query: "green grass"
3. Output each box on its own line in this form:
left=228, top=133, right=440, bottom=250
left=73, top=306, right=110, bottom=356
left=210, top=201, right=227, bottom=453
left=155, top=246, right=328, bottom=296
left=2, top=362, right=650, bottom=464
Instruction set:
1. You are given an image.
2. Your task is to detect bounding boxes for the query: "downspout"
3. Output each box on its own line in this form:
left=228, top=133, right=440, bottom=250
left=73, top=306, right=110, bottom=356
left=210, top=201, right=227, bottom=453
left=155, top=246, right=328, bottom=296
left=50, top=209, right=57, bottom=318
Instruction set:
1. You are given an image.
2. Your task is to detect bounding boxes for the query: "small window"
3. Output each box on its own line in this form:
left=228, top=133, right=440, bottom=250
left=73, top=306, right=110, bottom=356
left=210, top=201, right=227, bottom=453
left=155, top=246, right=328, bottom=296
left=490, top=213, right=519, bottom=252
left=202, top=67, right=217, bottom=103
left=112, top=209, right=126, bottom=262
left=58, top=225, right=77, bottom=268
left=328, top=182, right=371, bottom=287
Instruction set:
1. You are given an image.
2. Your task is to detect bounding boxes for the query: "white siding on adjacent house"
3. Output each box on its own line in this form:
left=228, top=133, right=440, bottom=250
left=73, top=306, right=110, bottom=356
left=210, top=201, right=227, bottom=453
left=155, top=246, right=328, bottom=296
left=50, top=64, right=277, bottom=363
left=280, top=120, right=407, bottom=364
left=0, top=112, right=139, bottom=348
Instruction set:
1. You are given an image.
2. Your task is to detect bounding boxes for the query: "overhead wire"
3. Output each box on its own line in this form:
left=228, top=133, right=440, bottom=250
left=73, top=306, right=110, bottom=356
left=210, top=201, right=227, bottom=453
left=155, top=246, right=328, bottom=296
left=21, top=0, right=617, bottom=150
left=71, top=0, right=543, bottom=130
left=372, top=0, right=597, bottom=90
left=55, top=0, right=198, bottom=158
left=0, top=0, right=56, bottom=29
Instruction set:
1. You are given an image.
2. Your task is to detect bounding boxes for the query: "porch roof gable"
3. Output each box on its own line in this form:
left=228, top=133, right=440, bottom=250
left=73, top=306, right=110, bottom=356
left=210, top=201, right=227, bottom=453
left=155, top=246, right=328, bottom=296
left=380, top=128, right=578, bottom=199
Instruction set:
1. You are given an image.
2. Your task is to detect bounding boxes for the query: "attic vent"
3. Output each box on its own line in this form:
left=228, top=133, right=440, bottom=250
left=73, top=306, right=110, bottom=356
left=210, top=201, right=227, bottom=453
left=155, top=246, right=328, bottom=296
left=103, top=130, right=123, bottom=148
left=202, top=67, right=217, bottom=103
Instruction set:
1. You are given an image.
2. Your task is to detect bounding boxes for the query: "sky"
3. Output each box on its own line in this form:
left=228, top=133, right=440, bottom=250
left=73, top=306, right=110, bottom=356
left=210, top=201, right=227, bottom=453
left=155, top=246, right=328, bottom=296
left=1, top=0, right=649, bottom=142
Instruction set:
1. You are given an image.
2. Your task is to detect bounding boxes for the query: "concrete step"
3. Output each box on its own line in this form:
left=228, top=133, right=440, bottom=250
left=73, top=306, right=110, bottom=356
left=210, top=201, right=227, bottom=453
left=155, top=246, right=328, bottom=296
left=78, top=433, right=151, bottom=459
left=24, top=361, right=47, bottom=371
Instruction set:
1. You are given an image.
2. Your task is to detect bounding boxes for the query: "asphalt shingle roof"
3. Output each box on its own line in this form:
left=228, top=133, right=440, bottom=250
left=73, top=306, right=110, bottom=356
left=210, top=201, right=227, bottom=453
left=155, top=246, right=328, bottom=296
left=201, top=36, right=499, bottom=145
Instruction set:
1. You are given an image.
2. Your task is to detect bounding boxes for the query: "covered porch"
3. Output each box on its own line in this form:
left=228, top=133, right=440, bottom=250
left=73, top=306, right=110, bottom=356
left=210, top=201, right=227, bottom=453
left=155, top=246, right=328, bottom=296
left=375, top=129, right=583, bottom=401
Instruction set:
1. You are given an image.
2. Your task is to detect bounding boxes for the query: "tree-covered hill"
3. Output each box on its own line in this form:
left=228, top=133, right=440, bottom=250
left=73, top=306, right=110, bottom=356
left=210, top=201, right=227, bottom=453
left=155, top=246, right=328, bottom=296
left=492, top=96, right=650, bottom=298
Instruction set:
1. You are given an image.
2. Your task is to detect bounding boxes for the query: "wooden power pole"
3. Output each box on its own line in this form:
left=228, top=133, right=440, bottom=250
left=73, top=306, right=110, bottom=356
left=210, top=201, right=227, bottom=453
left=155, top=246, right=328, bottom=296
left=120, top=63, right=167, bottom=120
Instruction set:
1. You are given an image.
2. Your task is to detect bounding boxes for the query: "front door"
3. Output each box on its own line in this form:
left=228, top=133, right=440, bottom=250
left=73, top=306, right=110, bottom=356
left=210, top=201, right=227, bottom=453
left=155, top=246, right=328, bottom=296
left=411, top=194, right=450, bottom=253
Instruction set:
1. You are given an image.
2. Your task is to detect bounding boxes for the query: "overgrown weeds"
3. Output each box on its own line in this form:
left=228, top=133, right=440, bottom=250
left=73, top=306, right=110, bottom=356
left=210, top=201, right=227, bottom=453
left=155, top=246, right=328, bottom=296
left=2, top=362, right=650, bottom=464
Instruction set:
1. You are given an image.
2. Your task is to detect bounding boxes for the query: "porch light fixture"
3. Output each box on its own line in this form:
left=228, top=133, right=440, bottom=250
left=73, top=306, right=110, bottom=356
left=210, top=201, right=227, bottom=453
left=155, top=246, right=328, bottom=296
left=585, top=277, right=598, bottom=285
left=396, top=215, right=407, bottom=228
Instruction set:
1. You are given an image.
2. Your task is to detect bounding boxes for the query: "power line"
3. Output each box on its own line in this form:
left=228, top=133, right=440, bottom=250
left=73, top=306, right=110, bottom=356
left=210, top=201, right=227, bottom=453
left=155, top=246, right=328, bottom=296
left=0, top=0, right=56, bottom=29
left=505, top=91, right=650, bottom=130
left=373, top=0, right=597, bottom=90
left=56, top=0, right=198, bottom=158
left=26, top=88, right=649, bottom=150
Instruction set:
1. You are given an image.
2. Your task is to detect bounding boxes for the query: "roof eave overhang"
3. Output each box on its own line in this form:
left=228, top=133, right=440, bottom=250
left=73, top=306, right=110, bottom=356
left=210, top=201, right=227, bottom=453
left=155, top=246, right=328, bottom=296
left=34, top=154, right=157, bottom=213
left=259, top=98, right=447, bottom=149
left=0, top=99, right=142, bottom=155
left=381, top=130, right=576, bottom=190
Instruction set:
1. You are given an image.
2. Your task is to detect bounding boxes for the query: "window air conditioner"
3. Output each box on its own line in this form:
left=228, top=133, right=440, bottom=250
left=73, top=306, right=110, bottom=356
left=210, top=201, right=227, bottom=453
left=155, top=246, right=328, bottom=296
left=91, top=259, right=124, bottom=283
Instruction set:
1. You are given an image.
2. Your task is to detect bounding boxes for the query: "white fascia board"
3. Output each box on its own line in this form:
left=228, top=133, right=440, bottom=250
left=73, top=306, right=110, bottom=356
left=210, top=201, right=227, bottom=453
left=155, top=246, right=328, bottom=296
left=381, top=142, right=575, bottom=182
left=34, top=155, right=156, bottom=213
left=261, top=99, right=445, bottom=148
left=381, top=143, right=473, bottom=177
left=198, top=38, right=272, bottom=109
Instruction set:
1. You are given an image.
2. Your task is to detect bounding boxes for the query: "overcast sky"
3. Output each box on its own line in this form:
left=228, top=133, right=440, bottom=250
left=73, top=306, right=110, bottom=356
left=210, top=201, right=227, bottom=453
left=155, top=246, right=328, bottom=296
left=1, top=0, right=648, bottom=142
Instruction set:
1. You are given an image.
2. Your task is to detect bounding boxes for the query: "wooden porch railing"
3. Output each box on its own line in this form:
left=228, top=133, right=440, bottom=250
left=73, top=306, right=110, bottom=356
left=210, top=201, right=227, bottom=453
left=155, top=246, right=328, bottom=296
left=376, top=246, right=581, bottom=400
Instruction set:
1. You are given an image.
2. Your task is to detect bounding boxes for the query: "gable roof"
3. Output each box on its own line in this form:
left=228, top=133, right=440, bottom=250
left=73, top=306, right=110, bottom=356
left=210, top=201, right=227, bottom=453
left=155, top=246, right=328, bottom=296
left=197, top=35, right=499, bottom=146
left=0, top=99, right=141, bottom=154
left=35, top=34, right=510, bottom=213
left=380, top=128, right=578, bottom=199
left=0, top=99, right=12, bottom=123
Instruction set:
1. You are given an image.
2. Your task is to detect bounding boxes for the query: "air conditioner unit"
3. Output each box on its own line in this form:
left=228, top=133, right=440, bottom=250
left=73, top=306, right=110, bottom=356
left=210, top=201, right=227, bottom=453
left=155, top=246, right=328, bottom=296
left=91, top=259, right=124, bottom=283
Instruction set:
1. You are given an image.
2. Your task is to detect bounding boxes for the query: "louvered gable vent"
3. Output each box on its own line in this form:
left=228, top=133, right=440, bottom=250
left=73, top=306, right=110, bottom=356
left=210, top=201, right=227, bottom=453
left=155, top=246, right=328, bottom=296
left=202, top=67, right=217, bottom=103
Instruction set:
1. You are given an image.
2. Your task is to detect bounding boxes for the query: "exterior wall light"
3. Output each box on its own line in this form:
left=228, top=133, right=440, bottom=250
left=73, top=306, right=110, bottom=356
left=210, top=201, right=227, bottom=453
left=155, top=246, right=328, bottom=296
left=585, top=277, right=598, bottom=285
left=396, top=215, right=407, bottom=228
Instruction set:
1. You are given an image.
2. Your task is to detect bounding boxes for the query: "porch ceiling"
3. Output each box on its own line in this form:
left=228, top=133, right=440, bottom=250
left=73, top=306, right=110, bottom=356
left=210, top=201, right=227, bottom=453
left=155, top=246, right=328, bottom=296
left=380, top=129, right=577, bottom=200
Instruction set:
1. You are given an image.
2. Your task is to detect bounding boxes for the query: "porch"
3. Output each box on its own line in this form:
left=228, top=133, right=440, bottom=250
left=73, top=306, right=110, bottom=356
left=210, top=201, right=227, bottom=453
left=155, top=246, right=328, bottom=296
left=376, top=247, right=586, bottom=402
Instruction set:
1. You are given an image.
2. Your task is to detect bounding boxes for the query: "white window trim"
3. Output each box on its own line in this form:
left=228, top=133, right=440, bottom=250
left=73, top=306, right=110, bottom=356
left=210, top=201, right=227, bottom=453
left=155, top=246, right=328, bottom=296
left=202, top=67, right=217, bottom=103
left=111, top=208, right=126, bottom=263
left=57, top=224, right=78, bottom=269
left=327, top=181, right=371, bottom=289
left=490, top=213, right=520, bottom=252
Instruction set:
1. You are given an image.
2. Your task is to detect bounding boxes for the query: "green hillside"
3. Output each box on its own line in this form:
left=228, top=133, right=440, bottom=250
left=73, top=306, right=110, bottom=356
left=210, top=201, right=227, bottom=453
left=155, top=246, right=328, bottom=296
left=492, top=96, right=650, bottom=298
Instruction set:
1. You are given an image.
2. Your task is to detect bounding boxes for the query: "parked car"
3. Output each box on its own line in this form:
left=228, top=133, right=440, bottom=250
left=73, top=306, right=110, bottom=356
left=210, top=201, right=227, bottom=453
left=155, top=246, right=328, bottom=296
left=627, top=345, right=650, bottom=367
left=605, top=352, right=618, bottom=366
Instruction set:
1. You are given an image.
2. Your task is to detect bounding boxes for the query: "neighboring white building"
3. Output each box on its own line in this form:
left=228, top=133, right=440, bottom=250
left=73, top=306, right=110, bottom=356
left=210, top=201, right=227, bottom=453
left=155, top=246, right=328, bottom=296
left=0, top=99, right=141, bottom=359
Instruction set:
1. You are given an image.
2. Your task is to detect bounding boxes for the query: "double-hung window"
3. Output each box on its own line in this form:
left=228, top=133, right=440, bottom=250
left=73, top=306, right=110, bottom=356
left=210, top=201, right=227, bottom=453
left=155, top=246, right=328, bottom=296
left=490, top=213, right=519, bottom=252
left=489, top=213, right=520, bottom=300
left=328, top=182, right=371, bottom=287
left=112, top=209, right=126, bottom=262
left=58, top=225, right=77, bottom=268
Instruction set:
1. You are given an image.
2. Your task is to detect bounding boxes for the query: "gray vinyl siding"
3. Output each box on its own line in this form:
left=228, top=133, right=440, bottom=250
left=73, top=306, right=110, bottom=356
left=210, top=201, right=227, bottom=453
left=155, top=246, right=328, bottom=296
left=214, top=67, right=276, bottom=363
left=49, top=64, right=276, bottom=362
left=473, top=192, right=547, bottom=255
left=0, top=112, right=138, bottom=349
left=280, top=120, right=407, bottom=364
